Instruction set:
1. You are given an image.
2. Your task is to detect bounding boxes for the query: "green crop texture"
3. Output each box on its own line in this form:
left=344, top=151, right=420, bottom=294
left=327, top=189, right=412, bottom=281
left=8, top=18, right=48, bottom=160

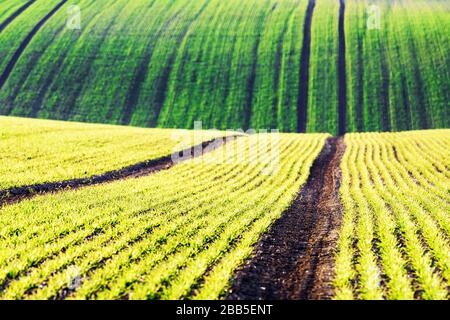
left=0, top=133, right=328, bottom=299
left=0, top=0, right=309, bottom=131
left=0, top=0, right=447, bottom=133
left=0, top=0, right=63, bottom=74
left=345, top=0, right=450, bottom=132
left=0, top=1, right=29, bottom=25
left=334, top=130, right=450, bottom=300
left=307, top=0, right=339, bottom=134
left=0, top=116, right=231, bottom=189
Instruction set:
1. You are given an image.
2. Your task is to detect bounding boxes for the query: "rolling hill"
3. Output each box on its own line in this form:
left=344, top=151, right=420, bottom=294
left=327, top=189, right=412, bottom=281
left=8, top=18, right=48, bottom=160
left=0, top=0, right=449, bottom=302
left=0, top=0, right=448, bottom=134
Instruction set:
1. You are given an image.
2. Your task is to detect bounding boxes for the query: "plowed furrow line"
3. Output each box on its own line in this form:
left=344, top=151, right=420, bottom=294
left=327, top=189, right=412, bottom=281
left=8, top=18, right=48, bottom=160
left=0, top=0, right=67, bottom=89
left=297, top=0, right=315, bottom=133
left=0, top=0, right=37, bottom=33
left=0, top=136, right=238, bottom=206
left=338, top=0, right=347, bottom=135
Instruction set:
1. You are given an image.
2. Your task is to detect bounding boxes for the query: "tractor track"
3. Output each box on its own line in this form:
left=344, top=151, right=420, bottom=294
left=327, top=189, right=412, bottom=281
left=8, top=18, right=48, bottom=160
left=0, top=0, right=68, bottom=90
left=338, top=0, right=347, bottom=135
left=227, top=136, right=346, bottom=300
left=0, top=136, right=240, bottom=207
left=0, top=0, right=37, bottom=34
left=297, top=0, right=316, bottom=133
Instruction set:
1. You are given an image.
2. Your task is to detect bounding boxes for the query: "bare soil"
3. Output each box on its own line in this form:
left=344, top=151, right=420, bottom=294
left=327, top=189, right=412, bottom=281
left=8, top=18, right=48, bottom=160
left=227, top=137, right=346, bottom=300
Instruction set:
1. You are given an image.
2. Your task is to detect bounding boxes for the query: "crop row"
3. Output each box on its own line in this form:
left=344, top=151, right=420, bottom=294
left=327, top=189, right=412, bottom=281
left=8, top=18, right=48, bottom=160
left=0, top=132, right=328, bottom=299
left=345, top=0, right=449, bottom=132
left=308, top=0, right=340, bottom=134
left=0, top=116, right=231, bottom=189
left=334, top=130, right=450, bottom=299
left=0, top=0, right=29, bottom=27
left=0, top=0, right=448, bottom=133
left=0, top=0, right=62, bottom=74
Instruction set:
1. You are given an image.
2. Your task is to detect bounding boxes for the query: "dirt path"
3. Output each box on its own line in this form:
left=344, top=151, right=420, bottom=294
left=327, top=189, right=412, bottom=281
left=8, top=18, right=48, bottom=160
left=0, top=136, right=238, bottom=207
left=0, top=0, right=67, bottom=89
left=227, top=137, right=346, bottom=300
left=0, top=0, right=37, bottom=34
left=297, top=0, right=316, bottom=133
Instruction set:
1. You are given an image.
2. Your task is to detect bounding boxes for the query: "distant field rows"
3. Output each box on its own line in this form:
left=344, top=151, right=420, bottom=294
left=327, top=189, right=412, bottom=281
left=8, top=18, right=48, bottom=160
left=0, top=0, right=62, bottom=73
left=0, top=0, right=30, bottom=28
left=0, top=116, right=231, bottom=190
left=0, top=0, right=448, bottom=133
left=335, top=130, right=450, bottom=300
left=0, top=133, right=328, bottom=300
left=345, top=0, right=450, bottom=133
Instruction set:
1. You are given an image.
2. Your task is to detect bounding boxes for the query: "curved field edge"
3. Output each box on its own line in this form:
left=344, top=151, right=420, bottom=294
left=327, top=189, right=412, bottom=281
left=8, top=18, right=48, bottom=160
left=0, top=133, right=328, bottom=300
left=0, top=116, right=237, bottom=190
left=334, top=129, right=450, bottom=300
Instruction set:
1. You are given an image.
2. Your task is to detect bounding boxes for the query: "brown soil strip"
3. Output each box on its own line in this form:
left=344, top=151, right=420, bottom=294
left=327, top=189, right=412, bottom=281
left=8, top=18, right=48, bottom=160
left=226, top=137, right=346, bottom=300
left=0, top=136, right=239, bottom=206
left=338, top=0, right=347, bottom=135
left=297, top=0, right=316, bottom=133
left=0, top=1, right=37, bottom=34
left=0, top=0, right=68, bottom=89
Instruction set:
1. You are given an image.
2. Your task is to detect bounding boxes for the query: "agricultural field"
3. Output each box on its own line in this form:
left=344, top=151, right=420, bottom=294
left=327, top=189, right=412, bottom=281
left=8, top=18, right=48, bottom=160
left=345, top=0, right=449, bottom=133
left=1, top=118, right=448, bottom=301
left=335, top=130, right=450, bottom=300
left=0, top=116, right=231, bottom=190
left=0, top=0, right=448, bottom=133
left=0, top=0, right=448, bottom=305
left=0, top=1, right=30, bottom=27
left=307, top=0, right=340, bottom=134
left=0, top=132, right=328, bottom=299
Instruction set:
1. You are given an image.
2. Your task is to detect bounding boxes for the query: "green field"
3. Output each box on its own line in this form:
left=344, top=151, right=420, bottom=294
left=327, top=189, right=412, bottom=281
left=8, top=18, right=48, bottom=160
left=335, top=130, right=450, bottom=300
left=0, top=116, right=231, bottom=189
left=0, top=130, right=327, bottom=299
left=0, top=0, right=448, bottom=134
left=0, top=117, right=448, bottom=300
left=0, top=0, right=448, bottom=302
left=0, top=0, right=29, bottom=24
left=345, top=0, right=449, bottom=132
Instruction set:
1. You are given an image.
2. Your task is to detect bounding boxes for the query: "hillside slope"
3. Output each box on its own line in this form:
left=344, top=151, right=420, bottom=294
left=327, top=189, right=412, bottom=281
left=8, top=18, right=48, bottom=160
left=0, top=0, right=448, bottom=134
